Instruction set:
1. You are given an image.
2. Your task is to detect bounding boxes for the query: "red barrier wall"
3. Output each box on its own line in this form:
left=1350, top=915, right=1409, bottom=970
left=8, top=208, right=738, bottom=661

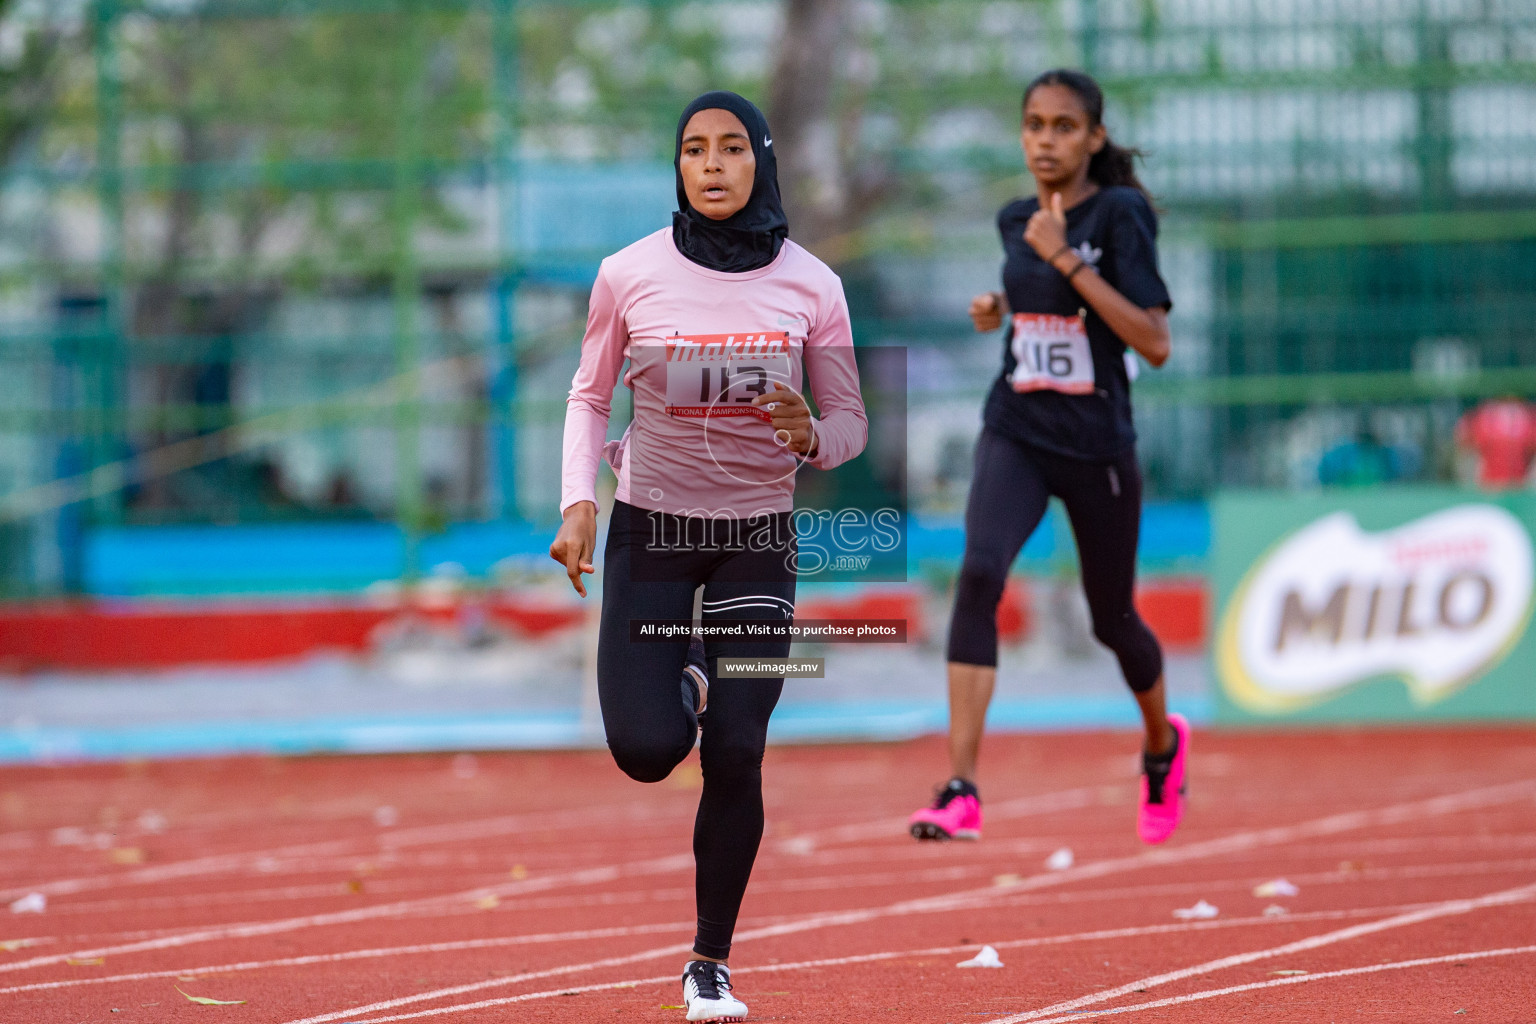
left=1135, top=577, right=1208, bottom=652
left=0, top=598, right=585, bottom=672
left=0, top=578, right=1206, bottom=673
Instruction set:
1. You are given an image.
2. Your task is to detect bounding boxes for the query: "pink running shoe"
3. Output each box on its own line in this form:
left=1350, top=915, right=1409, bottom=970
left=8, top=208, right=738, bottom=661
left=1138, top=713, right=1190, bottom=845
left=908, top=778, right=982, bottom=841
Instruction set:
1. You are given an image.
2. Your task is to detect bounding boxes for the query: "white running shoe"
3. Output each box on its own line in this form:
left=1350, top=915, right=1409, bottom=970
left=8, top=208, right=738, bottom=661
left=681, top=960, right=747, bottom=1022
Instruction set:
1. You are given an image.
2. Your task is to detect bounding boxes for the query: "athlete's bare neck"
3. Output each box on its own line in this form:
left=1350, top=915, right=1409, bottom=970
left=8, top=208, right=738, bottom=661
left=1036, top=175, right=1099, bottom=213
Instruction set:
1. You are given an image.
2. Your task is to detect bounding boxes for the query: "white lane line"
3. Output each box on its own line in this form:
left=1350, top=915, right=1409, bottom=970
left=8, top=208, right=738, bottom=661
left=986, top=879, right=1536, bottom=1023
left=27, top=847, right=1536, bottom=926
left=299, top=908, right=1520, bottom=1024
left=0, top=920, right=696, bottom=996
left=0, top=798, right=691, bottom=903
left=15, top=776, right=1535, bottom=1011
left=282, top=941, right=698, bottom=1024
left=279, top=779, right=1536, bottom=1024
left=430, top=853, right=1536, bottom=924
left=971, top=855, right=1536, bottom=914
left=25, top=880, right=491, bottom=918
left=512, top=848, right=1536, bottom=927
left=21, top=783, right=1091, bottom=903
left=1021, top=943, right=1536, bottom=1023
left=505, top=853, right=1536, bottom=919
left=0, top=852, right=693, bottom=976
left=1250, top=832, right=1536, bottom=858
left=910, top=778, right=1536, bottom=917
left=275, top=916, right=1363, bottom=1022
left=43, top=863, right=975, bottom=918
left=743, top=777, right=1536, bottom=927
left=350, top=971, right=683, bottom=1022
left=1, top=887, right=1458, bottom=1000
left=0, top=836, right=365, bottom=903
left=0, top=784, right=1103, bottom=970
left=784, top=786, right=1102, bottom=848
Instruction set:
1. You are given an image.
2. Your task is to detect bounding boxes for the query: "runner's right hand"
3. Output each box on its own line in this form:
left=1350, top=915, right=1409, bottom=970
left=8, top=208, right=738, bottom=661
left=549, top=501, right=597, bottom=597
left=969, top=291, right=1005, bottom=332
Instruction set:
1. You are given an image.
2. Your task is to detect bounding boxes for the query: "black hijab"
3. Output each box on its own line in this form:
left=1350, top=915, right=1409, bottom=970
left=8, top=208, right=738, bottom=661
left=671, top=91, right=789, bottom=273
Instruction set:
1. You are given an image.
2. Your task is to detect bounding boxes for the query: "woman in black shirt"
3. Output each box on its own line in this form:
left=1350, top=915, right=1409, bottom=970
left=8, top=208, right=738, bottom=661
left=908, top=69, right=1190, bottom=846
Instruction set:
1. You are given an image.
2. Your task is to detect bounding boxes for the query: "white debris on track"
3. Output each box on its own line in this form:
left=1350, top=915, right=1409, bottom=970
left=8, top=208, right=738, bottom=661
left=1172, top=899, right=1219, bottom=920
left=1045, top=847, right=1074, bottom=870
left=957, top=945, right=1005, bottom=968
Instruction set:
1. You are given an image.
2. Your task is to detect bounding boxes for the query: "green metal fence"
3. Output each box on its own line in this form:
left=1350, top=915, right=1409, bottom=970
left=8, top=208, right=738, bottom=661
left=1, top=0, right=1534, bottom=595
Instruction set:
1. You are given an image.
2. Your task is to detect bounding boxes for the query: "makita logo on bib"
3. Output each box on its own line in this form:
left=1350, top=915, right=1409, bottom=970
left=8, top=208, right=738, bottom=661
left=1217, top=505, right=1533, bottom=712
left=664, top=332, right=789, bottom=361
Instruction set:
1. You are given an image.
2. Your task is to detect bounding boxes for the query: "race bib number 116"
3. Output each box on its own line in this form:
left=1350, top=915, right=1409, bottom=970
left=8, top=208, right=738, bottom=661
left=1008, top=313, right=1095, bottom=395
left=664, top=332, right=793, bottom=420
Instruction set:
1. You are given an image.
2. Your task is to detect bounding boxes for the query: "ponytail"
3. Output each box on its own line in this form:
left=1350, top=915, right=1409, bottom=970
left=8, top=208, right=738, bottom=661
left=1023, top=68, right=1152, bottom=202
left=1088, top=139, right=1148, bottom=196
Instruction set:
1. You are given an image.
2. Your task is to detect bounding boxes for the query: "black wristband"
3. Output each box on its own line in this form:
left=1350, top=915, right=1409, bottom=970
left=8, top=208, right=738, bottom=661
left=1064, top=259, right=1091, bottom=283
left=1048, top=243, right=1072, bottom=265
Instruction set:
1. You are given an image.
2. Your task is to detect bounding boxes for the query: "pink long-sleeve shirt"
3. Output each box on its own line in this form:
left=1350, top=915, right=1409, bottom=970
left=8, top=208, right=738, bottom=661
left=561, top=229, right=867, bottom=520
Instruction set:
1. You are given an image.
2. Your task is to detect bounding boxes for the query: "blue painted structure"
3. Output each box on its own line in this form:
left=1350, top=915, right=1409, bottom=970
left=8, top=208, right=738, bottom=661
left=0, top=694, right=1213, bottom=764
left=83, top=503, right=1210, bottom=597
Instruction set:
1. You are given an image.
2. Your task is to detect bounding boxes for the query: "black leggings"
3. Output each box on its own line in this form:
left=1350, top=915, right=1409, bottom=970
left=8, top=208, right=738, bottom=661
left=947, top=427, right=1163, bottom=692
left=598, top=499, right=796, bottom=961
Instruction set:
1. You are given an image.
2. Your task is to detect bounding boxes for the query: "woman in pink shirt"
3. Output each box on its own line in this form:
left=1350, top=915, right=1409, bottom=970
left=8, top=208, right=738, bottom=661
left=550, top=91, right=866, bottom=1023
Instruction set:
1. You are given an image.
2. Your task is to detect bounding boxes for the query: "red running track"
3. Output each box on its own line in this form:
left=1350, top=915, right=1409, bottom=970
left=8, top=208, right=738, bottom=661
left=2, top=728, right=1535, bottom=1022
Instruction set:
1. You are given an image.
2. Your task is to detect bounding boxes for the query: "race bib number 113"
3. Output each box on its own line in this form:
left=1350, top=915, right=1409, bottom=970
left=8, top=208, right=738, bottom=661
left=664, top=332, right=793, bottom=420
left=1008, top=313, right=1094, bottom=395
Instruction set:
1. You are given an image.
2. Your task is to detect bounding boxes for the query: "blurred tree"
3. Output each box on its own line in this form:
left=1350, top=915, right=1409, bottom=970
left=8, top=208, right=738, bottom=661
left=93, top=10, right=493, bottom=511
left=767, top=0, right=850, bottom=247
left=0, top=0, right=65, bottom=166
left=767, top=0, right=891, bottom=255
left=113, top=10, right=489, bottom=309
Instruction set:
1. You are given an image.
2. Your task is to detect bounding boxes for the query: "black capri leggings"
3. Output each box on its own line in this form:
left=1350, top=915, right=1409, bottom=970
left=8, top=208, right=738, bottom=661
left=947, top=426, right=1164, bottom=692
left=598, top=499, right=796, bottom=961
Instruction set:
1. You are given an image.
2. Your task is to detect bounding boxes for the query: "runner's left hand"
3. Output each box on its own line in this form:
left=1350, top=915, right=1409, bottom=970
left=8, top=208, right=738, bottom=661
left=751, top=386, right=817, bottom=455
left=1024, top=191, right=1069, bottom=264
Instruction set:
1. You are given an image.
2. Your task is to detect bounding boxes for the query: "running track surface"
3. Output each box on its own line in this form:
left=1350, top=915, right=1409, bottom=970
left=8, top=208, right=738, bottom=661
left=3, top=728, right=1535, bottom=1023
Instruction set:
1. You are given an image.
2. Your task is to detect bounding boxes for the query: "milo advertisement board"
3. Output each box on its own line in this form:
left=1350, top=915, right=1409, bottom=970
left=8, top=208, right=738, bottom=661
left=1213, top=488, right=1536, bottom=723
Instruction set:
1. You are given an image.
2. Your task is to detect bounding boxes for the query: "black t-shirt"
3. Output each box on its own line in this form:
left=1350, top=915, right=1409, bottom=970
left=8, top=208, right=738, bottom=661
left=982, top=185, right=1171, bottom=460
